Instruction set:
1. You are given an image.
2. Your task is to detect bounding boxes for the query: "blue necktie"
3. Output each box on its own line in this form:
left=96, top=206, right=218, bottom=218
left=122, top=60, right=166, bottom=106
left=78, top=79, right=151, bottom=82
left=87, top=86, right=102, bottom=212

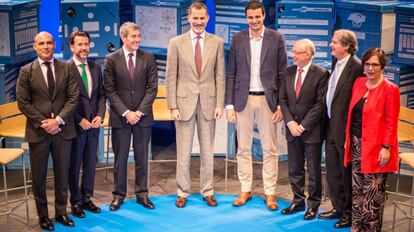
left=327, top=62, right=341, bottom=118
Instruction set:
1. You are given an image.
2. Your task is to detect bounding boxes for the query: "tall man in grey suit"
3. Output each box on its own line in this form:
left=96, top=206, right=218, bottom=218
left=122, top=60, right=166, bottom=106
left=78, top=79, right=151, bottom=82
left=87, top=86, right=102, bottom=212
left=318, top=29, right=363, bottom=229
left=68, top=31, right=105, bottom=218
left=16, top=32, right=78, bottom=231
left=279, top=39, right=329, bottom=220
left=166, top=2, right=225, bottom=208
left=104, top=22, right=158, bottom=211
left=225, top=0, right=287, bottom=210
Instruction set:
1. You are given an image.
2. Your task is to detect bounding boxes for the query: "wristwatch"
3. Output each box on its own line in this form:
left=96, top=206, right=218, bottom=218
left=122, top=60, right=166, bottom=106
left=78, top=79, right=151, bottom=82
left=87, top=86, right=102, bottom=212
left=382, top=144, right=390, bottom=150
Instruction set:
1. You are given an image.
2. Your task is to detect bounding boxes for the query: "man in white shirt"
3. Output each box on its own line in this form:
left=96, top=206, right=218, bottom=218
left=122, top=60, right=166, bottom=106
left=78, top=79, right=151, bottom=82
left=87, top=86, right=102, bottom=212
left=225, top=0, right=287, bottom=210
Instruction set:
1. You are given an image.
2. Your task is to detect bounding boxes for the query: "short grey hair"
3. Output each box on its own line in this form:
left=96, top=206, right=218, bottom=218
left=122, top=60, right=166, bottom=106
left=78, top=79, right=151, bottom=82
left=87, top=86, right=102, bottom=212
left=295, top=39, right=315, bottom=57
left=119, top=22, right=140, bottom=38
left=334, top=29, right=358, bottom=55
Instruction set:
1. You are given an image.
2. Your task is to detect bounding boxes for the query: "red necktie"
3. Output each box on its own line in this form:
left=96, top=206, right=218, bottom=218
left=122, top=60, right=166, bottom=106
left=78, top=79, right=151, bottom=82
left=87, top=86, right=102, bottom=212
left=195, top=35, right=202, bottom=77
left=295, top=69, right=303, bottom=98
left=128, top=53, right=135, bottom=80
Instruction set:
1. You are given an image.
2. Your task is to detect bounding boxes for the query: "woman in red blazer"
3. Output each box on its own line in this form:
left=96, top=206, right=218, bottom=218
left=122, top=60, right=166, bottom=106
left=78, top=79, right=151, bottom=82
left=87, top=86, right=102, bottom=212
left=344, top=48, right=400, bottom=232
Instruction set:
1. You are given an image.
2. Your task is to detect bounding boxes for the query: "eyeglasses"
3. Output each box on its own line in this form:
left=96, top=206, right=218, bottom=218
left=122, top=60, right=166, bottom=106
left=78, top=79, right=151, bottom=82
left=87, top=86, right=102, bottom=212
left=364, top=63, right=381, bottom=69
left=291, top=50, right=307, bottom=55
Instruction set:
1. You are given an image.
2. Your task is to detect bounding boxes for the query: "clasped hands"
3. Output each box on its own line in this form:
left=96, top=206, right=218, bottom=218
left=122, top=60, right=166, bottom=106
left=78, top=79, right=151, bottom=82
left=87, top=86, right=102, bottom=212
left=126, top=111, right=144, bottom=125
left=287, top=121, right=305, bottom=137
left=79, top=116, right=103, bottom=130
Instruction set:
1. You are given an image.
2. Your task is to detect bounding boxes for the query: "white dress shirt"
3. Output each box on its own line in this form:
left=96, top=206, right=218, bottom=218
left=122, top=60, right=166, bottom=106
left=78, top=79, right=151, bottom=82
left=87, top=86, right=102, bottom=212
left=190, top=30, right=205, bottom=58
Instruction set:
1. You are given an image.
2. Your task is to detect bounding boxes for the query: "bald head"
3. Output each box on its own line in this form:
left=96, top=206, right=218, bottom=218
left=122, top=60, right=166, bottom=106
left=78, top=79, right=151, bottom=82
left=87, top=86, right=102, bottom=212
left=33, top=31, right=56, bottom=61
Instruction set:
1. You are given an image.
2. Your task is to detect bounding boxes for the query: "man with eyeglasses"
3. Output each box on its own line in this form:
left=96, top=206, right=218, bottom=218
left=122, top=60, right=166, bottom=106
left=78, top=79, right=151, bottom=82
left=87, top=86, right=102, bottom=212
left=225, top=0, right=287, bottom=210
left=279, top=39, right=329, bottom=220
left=318, top=29, right=364, bottom=229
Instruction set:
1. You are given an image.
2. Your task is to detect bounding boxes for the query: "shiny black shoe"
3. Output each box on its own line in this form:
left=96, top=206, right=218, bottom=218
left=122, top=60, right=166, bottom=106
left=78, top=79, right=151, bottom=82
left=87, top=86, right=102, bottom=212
left=281, top=203, right=306, bottom=215
left=83, top=201, right=101, bottom=213
left=109, top=198, right=124, bottom=211
left=334, top=216, right=351, bottom=229
left=304, top=208, right=318, bottom=220
left=55, top=214, right=75, bottom=227
left=39, top=216, right=54, bottom=231
left=318, top=209, right=341, bottom=219
left=137, top=196, right=155, bottom=209
left=71, top=204, right=85, bottom=218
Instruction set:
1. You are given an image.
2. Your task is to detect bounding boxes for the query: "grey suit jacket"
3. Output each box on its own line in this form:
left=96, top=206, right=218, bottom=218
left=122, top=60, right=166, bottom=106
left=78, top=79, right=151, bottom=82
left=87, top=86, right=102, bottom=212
left=104, top=48, right=158, bottom=128
left=166, top=31, right=225, bottom=121
left=16, top=59, right=79, bottom=143
left=68, top=59, right=106, bottom=135
left=280, top=63, right=329, bottom=143
left=225, top=28, right=287, bottom=112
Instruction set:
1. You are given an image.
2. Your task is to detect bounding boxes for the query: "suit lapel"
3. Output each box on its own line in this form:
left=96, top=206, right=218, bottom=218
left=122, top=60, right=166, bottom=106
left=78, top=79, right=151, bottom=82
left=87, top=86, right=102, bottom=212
left=201, top=33, right=213, bottom=77
left=242, top=30, right=251, bottom=69
left=132, top=50, right=144, bottom=89
left=32, top=60, right=50, bottom=98
left=119, top=49, right=133, bottom=87
left=52, top=60, right=63, bottom=100
left=183, top=32, right=198, bottom=78
left=70, top=60, right=88, bottom=98
left=260, top=29, right=270, bottom=65
left=88, top=61, right=97, bottom=96
left=332, top=57, right=352, bottom=101
left=288, top=67, right=297, bottom=100
left=297, top=64, right=314, bottom=100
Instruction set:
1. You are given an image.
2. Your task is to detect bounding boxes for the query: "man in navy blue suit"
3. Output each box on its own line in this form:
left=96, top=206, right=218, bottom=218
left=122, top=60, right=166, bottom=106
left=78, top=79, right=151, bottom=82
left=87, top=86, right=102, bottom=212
left=68, top=31, right=106, bottom=218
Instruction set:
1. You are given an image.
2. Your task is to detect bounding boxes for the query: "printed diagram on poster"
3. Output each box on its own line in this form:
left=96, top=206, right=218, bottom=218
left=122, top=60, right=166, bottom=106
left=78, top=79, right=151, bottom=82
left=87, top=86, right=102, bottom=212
left=0, top=12, right=10, bottom=56
left=135, top=6, right=177, bottom=49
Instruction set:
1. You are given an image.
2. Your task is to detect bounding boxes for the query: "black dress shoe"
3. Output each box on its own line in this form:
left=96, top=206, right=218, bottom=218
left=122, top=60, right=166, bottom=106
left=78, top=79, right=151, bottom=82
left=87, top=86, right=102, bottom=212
left=137, top=196, right=155, bottom=209
left=304, top=208, right=318, bottom=220
left=109, top=198, right=124, bottom=211
left=318, top=209, right=341, bottom=219
left=39, top=216, right=54, bottom=231
left=83, top=201, right=101, bottom=213
left=281, top=203, right=306, bottom=215
left=334, top=216, right=351, bottom=228
left=55, top=214, right=75, bottom=227
left=71, top=204, right=85, bottom=218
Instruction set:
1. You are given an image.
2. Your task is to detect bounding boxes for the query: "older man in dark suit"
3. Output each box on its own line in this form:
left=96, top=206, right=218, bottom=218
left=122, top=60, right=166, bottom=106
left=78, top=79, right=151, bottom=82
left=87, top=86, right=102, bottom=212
left=67, top=31, right=105, bottom=218
left=104, top=22, right=158, bottom=211
left=16, top=31, right=78, bottom=231
left=225, top=0, right=287, bottom=210
left=318, top=29, right=364, bottom=229
left=279, top=39, right=329, bottom=220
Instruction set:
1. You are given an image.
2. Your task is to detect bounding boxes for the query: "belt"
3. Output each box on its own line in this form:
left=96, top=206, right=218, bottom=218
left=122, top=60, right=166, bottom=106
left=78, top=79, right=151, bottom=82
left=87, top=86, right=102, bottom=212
left=249, top=91, right=265, bottom=96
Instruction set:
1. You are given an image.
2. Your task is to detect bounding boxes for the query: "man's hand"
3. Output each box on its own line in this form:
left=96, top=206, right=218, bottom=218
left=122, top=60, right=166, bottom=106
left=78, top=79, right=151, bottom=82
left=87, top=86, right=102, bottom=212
left=214, top=107, right=223, bottom=120
left=125, top=111, right=140, bottom=125
left=170, top=109, right=181, bottom=121
left=41, top=119, right=60, bottom=134
left=79, top=118, right=93, bottom=130
left=91, top=116, right=102, bottom=128
left=287, top=121, right=302, bottom=137
left=226, top=109, right=237, bottom=123
left=272, top=108, right=283, bottom=123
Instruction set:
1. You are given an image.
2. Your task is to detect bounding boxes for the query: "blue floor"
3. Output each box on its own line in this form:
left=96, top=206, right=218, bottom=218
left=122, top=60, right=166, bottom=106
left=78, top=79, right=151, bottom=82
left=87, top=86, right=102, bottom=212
left=55, top=194, right=351, bottom=232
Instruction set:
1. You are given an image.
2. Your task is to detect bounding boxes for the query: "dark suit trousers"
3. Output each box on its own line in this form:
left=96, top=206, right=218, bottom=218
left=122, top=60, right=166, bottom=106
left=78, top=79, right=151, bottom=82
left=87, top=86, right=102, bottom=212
left=69, top=129, right=99, bottom=205
left=325, top=127, right=352, bottom=217
left=287, top=137, right=322, bottom=209
left=112, top=124, right=150, bottom=199
left=29, top=135, right=72, bottom=217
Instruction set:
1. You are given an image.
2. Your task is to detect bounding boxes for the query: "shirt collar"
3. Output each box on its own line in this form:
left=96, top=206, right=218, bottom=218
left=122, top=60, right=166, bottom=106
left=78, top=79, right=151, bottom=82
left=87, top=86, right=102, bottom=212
left=38, top=57, right=55, bottom=65
left=190, top=30, right=206, bottom=40
left=337, top=54, right=351, bottom=67
left=72, top=56, right=88, bottom=66
left=249, top=27, right=265, bottom=40
left=122, top=46, right=137, bottom=57
left=298, top=61, right=312, bottom=74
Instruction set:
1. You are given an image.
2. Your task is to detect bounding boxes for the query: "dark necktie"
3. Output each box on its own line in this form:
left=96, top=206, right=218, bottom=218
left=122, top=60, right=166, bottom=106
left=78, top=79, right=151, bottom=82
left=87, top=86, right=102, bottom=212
left=295, top=68, right=303, bottom=98
left=128, top=53, right=135, bottom=80
left=44, top=62, right=55, bottom=97
left=195, top=35, right=202, bottom=77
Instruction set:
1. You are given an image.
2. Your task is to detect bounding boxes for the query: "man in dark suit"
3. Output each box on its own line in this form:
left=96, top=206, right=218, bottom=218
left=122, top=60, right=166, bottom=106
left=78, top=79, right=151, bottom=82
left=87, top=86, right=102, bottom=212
left=279, top=39, right=329, bottom=220
left=318, top=29, right=363, bottom=229
left=225, top=0, right=287, bottom=210
left=104, top=22, right=158, bottom=211
left=16, top=31, right=78, bottom=231
left=68, top=31, right=105, bottom=218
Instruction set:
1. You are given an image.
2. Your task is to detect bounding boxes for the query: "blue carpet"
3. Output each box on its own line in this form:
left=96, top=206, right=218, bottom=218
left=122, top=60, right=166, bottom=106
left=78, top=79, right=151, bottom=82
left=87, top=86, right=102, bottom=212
left=54, top=194, right=350, bottom=232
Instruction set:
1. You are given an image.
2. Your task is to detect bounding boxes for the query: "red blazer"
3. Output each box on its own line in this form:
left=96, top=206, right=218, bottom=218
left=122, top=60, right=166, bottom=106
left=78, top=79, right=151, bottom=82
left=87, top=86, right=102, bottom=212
left=344, top=77, right=400, bottom=173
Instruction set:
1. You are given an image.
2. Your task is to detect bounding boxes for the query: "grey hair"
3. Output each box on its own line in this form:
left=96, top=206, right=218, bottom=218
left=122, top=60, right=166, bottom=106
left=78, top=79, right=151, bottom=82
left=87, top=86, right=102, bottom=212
left=295, top=38, right=315, bottom=57
left=119, top=22, right=140, bottom=38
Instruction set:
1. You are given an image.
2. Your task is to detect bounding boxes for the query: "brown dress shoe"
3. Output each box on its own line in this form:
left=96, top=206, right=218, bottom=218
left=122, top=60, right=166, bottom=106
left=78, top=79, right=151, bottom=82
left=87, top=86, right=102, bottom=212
left=175, top=196, right=187, bottom=208
left=264, top=195, right=278, bottom=211
left=203, top=195, right=218, bottom=207
left=233, top=192, right=252, bottom=207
